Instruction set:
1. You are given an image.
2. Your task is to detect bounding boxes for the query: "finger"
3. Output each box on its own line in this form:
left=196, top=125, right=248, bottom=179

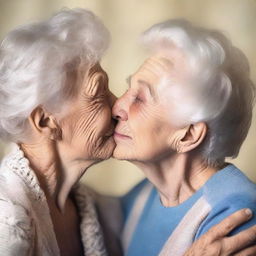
left=234, top=245, right=256, bottom=256
left=222, top=225, right=256, bottom=253
left=205, top=209, right=253, bottom=240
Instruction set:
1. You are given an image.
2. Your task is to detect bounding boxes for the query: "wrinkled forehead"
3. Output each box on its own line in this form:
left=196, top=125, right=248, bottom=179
left=77, top=62, right=108, bottom=86
left=135, top=51, right=191, bottom=88
left=88, top=62, right=106, bottom=74
left=64, top=61, right=108, bottom=97
left=136, top=56, right=173, bottom=79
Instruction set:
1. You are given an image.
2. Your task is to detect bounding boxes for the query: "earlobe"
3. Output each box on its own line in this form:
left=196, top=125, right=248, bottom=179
left=177, top=122, right=207, bottom=153
left=29, top=106, right=62, bottom=140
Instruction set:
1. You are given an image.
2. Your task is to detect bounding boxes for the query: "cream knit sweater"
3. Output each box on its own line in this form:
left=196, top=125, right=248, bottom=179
left=0, top=145, right=107, bottom=256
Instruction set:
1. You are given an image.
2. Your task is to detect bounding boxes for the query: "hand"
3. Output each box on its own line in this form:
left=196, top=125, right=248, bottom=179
left=184, top=208, right=256, bottom=256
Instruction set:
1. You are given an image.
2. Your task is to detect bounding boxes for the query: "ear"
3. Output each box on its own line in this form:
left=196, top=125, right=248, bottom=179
left=28, top=106, right=62, bottom=140
left=177, top=122, right=207, bottom=153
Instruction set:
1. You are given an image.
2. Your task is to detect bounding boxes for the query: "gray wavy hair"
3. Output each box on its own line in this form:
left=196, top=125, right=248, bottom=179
left=0, top=8, right=110, bottom=142
left=142, top=20, right=255, bottom=167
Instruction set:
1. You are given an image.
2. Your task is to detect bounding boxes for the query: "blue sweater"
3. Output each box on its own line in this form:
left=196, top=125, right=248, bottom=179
left=121, top=164, right=256, bottom=256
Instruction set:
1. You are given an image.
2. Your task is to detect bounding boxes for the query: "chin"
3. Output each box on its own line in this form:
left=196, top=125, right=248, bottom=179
left=113, top=146, right=134, bottom=160
left=113, top=144, right=158, bottom=162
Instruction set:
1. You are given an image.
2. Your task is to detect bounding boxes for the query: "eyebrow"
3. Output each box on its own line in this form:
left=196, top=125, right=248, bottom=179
left=126, top=75, right=156, bottom=100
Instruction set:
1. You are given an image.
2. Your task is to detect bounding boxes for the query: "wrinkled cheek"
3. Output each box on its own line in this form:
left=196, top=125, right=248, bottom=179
left=79, top=123, right=114, bottom=160
left=94, top=136, right=115, bottom=159
left=61, top=110, right=97, bottom=155
left=98, top=107, right=113, bottom=132
left=80, top=127, right=100, bottom=158
left=59, top=114, right=78, bottom=142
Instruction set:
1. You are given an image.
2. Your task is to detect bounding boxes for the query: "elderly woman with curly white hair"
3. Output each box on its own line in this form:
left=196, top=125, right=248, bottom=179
left=0, top=8, right=117, bottom=256
left=113, top=20, right=256, bottom=256
left=0, top=8, right=256, bottom=256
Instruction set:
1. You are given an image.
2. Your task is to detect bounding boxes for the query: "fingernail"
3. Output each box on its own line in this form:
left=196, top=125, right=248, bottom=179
left=245, top=208, right=252, bottom=217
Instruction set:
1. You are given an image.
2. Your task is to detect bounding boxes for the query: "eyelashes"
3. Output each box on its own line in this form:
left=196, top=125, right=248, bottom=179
left=124, top=87, right=146, bottom=105
left=134, top=95, right=143, bottom=103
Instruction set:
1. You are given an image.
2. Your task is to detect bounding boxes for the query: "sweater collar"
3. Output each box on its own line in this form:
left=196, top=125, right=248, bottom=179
left=2, top=143, right=45, bottom=201
left=2, top=143, right=108, bottom=255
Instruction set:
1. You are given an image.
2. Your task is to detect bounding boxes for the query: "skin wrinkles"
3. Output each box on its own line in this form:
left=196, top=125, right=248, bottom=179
left=31, top=62, right=117, bottom=255
left=140, top=55, right=195, bottom=126
left=142, top=57, right=173, bottom=79
left=113, top=53, right=217, bottom=208
left=133, top=57, right=178, bottom=105
left=19, top=53, right=256, bottom=255
left=59, top=63, right=115, bottom=162
left=113, top=57, right=179, bottom=162
left=116, top=82, right=163, bottom=140
left=24, top=61, right=116, bottom=216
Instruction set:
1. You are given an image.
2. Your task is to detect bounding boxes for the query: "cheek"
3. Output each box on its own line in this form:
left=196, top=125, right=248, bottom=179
left=116, top=109, right=174, bottom=160
left=130, top=105, right=164, bottom=137
left=60, top=105, right=114, bottom=160
left=135, top=121, right=167, bottom=151
left=75, top=108, right=104, bottom=142
left=130, top=103, right=140, bottom=113
left=75, top=104, right=114, bottom=158
left=97, top=105, right=113, bottom=131
left=59, top=110, right=91, bottom=155
left=129, top=104, right=149, bottom=130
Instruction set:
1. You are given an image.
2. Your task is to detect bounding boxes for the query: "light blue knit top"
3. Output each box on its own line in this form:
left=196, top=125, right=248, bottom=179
left=121, top=164, right=256, bottom=256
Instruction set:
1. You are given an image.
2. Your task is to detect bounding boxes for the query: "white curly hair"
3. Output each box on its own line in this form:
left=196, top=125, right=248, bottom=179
left=0, top=8, right=110, bottom=142
left=141, top=19, right=255, bottom=167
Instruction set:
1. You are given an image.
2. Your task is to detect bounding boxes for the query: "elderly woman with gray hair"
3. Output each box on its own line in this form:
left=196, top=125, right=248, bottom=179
left=113, top=20, right=256, bottom=256
left=0, top=8, right=116, bottom=256
left=0, top=8, right=255, bottom=256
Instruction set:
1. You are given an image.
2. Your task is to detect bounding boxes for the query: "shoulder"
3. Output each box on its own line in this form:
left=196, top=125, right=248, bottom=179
left=203, top=164, right=256, bottom=206
left=0, top=160, right=30, bottom=206
left=0, top=164, right=34, bottom=235
left=0, top=147, right=43, bottom=206
left=73, top=183, right=123, bottom=256
left=0, top=154, right=36, bottom=243
left=0, top=198, right=35, bottom=255
left=0, top=199, right=33, bottom=230
left=196, top=164, right=256, bottom=239
left=74, top=182, right=123, bottom=222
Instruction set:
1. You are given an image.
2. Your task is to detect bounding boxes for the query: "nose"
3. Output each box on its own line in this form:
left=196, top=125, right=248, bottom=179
left=112, top=95, right=128, bottom=121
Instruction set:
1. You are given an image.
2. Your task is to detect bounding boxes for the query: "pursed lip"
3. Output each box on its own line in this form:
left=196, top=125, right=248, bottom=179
left=114, top=131, right=132, bottom=140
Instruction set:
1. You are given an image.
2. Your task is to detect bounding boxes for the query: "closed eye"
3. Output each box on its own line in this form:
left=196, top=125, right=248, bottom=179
left=134, top=96, right=143, bottom=103
left=132, top=92, right=144, bottom=104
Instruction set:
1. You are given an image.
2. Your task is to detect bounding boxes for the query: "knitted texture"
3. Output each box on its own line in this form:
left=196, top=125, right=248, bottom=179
left=0, top=144, right=108, bottom=256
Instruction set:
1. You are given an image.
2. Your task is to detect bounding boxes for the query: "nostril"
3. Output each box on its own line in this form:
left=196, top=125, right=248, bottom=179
left=112, top=118, right=118, bottom=126
left=113, top=114, right=121, bottom=120
left=114, top=110, right=128, bottom=121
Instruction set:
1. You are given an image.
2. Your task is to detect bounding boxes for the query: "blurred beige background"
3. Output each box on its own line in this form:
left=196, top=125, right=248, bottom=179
left=0, top=0, right=255, bottom=196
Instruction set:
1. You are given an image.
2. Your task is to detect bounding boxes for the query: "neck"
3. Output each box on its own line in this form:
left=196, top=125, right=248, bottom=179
left=133, top=153, right=217, bottom=207
left=20, top=140, right=94, bottom=213
left=56, top=158, right=95, bottom=212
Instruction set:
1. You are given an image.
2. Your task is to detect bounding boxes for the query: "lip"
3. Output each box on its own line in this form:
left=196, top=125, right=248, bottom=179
left=114, top=131, right=132, bottom=140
